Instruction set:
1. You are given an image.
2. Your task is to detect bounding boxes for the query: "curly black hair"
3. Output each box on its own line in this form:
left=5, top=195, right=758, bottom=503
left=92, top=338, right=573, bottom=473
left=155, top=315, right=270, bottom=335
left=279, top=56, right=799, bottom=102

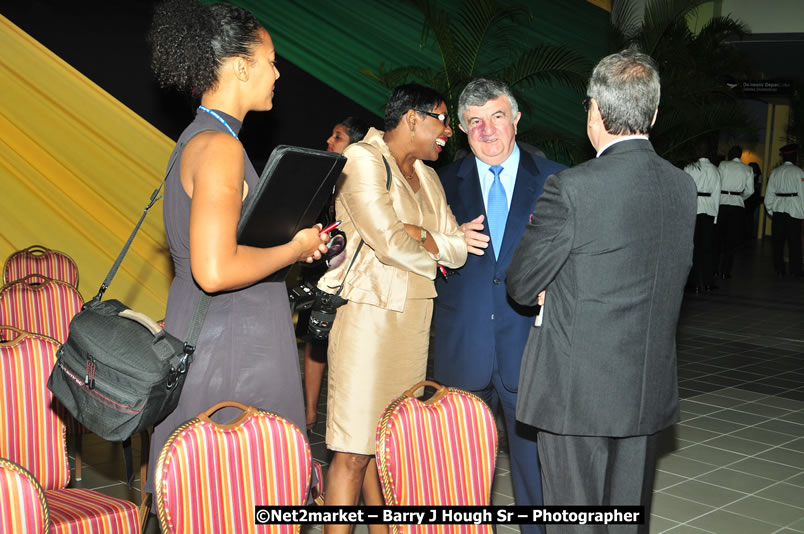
left=148, top=0, right=263, bottom=96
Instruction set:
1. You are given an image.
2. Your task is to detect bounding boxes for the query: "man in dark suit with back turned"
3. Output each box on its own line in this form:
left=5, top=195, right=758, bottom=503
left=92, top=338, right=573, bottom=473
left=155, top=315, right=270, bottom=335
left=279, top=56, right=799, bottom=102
left=507, top=50, right=696, bottom=532
left=433, top=78, right=565, bottom=534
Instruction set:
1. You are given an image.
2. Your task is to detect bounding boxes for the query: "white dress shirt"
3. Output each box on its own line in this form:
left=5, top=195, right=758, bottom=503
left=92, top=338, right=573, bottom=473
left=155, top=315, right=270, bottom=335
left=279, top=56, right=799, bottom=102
left=475, top=143, right=521, bottom=212
left=765, top=161, right=804, bottom=219
left=684, top=158, right=721, bottom=219
left=717, top=158, right=754, bottom=207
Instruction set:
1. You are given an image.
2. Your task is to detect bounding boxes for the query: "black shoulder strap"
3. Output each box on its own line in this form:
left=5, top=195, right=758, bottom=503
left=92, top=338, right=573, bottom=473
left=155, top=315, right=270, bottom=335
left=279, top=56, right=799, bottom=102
left=92, top=134, right=216, bottom=351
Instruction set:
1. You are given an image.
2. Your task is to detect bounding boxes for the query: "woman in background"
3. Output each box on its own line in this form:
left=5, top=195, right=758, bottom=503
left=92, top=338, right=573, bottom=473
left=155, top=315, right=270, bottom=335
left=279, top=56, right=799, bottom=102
left=302, top=116, right=368, bottom=431
left=146, top=0, right=327, bottom=498
left=327, top=117, right=369, bottom=154
left=318, top=84, right=467, bottom=533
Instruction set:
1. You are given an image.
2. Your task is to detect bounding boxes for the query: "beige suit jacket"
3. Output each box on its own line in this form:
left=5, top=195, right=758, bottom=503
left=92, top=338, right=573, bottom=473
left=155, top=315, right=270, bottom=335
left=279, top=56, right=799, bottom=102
left=319, top=128, right=467, bottom=312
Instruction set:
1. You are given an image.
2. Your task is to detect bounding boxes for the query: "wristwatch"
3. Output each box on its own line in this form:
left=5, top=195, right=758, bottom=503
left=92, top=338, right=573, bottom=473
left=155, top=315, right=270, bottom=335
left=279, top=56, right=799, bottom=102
left=419, top=228, right=427, bottom=243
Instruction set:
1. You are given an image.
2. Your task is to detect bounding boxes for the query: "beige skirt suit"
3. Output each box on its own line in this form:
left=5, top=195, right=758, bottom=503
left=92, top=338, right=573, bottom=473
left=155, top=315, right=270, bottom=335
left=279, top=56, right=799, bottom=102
left=318, top=128, right=467, bottom=455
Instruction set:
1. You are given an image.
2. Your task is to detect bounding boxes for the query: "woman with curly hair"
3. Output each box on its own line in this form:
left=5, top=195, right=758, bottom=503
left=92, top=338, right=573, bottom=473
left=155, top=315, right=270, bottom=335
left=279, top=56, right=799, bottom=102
left=145, top=0, right=328, bottom=497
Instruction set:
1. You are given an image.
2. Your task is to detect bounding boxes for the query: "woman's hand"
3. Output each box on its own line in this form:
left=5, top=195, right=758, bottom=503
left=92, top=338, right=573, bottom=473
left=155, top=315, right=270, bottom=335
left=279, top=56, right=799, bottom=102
left=460, top=214, right=489, bottom=256
left=292, top=225, right=330, bottom=263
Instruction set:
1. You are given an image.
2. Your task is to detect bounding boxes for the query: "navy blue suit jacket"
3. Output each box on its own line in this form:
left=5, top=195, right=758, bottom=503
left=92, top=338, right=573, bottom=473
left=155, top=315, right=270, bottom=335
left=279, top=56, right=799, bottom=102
left=433, top=147, right=566, bottom=391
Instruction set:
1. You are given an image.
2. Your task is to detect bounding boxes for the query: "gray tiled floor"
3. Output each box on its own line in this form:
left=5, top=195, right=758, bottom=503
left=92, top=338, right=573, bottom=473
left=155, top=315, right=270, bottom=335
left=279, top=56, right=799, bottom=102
left=73, top=239, right=804, bottom=533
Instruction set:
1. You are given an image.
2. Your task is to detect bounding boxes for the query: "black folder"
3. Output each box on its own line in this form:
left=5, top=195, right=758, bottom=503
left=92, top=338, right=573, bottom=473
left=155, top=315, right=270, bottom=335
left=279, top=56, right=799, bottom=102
left=237, top=145, right=347, bottom=282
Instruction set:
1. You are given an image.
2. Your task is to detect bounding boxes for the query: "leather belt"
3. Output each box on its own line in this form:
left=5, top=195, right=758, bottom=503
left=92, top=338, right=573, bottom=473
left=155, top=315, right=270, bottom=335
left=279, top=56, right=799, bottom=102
left=721, top=190, right=744, bottom=195
left=777, top=193, right=798, bottom=197
left=697, top=192, right=711, bottom=197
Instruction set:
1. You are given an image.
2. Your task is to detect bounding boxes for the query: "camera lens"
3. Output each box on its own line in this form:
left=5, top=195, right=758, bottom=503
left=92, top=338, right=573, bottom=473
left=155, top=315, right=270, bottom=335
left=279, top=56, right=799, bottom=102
left=309, top=307, right=335, bottom=340
left=307, top=291, right=348, bottom=340
left=325, top=231, right=346, bottom=258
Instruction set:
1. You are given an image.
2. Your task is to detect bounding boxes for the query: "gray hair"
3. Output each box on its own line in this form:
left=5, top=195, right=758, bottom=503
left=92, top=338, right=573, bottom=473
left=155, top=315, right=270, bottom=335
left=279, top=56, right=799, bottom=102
left=587, top=49, right=660, bottom=135
left=458, top=78, right=519, bottom=130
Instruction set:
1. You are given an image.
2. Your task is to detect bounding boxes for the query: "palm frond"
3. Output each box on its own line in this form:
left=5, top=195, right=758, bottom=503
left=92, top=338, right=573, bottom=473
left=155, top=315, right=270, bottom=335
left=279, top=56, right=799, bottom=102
left=787, top=84, right=804, bottom=146
left=690, top=17, right=752, bottom=77
left=500, top=44, right=590, bottom=95
left=638, top=0, right=708, bottom=54
left=359, top=64, right=445, bottom=92
left=653, top=98, right=750, bottom=165
left=610, top=0, right=644, bottom=47
left=453, top=0, right=531, bottom=78
left=696, top=15, right=749, bottom=42
left=407, top=0, right=463, bottom=91
left=606, top=0, right=757, bottom=167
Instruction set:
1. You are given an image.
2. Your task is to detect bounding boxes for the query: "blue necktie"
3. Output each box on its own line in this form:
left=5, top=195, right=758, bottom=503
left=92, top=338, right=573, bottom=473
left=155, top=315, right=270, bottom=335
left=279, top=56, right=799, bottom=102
left=487, top=165, right=507, bottom=259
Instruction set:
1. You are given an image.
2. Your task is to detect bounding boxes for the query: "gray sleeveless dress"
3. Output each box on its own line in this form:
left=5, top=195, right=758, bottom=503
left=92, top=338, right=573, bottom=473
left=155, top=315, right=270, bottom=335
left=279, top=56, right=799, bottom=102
left=146, top=109, right=305, bottom=493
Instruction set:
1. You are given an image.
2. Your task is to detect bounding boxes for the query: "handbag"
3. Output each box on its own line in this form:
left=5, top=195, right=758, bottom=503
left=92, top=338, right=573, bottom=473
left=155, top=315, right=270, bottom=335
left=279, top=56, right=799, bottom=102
left=48, top=151, right=210, bottom=442
left=308, top=156, right=392, bottom=340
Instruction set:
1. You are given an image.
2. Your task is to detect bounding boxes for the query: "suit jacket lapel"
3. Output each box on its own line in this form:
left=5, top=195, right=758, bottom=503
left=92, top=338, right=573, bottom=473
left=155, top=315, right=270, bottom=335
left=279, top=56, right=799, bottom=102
left=456, top=155, right=484, bottom=216
left=498, top=153, right=540, bottom=264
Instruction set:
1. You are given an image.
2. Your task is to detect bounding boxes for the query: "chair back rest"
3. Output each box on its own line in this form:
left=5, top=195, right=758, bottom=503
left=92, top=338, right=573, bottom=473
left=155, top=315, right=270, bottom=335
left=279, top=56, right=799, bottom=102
left=156, top=401, right=312, bottom=534
left=0, top=327, right=70, bottom=490
left=376, top=381, right=498, bottom=534
left=0, top=457, right=50, bottom=534
left=4, top=245, right=79, bottom=289
left=0, top=275, right=84, bottom=343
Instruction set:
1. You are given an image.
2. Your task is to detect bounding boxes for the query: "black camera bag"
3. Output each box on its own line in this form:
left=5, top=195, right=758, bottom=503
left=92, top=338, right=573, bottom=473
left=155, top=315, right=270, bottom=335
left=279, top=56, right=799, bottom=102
left=49, top=299, right=205, bottom=442
left=48, top=150, right=210, bottom=442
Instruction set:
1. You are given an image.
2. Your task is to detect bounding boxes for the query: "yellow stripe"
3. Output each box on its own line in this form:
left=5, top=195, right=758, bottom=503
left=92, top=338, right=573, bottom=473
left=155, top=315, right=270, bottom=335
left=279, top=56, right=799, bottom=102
left=0, top=15, right=174, bottom=318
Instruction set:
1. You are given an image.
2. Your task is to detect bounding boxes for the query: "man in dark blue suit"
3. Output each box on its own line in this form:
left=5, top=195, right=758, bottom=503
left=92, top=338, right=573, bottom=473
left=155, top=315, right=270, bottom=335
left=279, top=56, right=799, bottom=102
left=433, top=79, right=565, bottom=531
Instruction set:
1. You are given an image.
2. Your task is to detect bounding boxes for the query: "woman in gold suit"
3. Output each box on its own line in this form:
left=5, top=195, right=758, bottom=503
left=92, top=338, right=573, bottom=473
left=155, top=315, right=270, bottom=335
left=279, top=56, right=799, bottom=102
left=318, top=84, right=467, bottom=532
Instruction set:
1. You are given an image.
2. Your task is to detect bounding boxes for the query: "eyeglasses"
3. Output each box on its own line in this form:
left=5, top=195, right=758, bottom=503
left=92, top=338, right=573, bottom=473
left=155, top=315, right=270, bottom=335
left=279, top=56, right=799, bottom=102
left=582, top=96, right=592, bottom=113
left=416, top=110, right=451, bottom=128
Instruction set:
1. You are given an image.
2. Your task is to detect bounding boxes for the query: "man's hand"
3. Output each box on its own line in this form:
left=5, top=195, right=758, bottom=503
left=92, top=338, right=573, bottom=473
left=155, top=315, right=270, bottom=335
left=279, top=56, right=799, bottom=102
left=461, top=214, right=489, bottom=256
left=538, top=290, right=545, bottom=306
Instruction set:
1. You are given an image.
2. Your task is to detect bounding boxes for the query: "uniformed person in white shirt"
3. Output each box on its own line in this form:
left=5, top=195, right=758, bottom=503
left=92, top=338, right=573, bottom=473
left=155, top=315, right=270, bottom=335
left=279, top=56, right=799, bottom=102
left=684, top=153, right=721, bottom=292
left=715, top=146, right=754, bottom=278
left=765, top=143, right=804, bottom=277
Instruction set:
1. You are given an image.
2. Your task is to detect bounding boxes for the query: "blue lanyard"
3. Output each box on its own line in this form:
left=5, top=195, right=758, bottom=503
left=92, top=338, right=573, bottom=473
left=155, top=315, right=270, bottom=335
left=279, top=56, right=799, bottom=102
left=198, top=105, right=239, bottom=139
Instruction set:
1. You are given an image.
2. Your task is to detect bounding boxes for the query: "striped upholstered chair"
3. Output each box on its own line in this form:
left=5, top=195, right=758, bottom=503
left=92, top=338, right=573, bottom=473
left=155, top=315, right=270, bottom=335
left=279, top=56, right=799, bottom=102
left=0, top=275, right=83, bottom=343
left=0, top=327, right=139, bottom=533
left=0, top=457, right=50, bottom=534
left=0, top=274, right=89, bottom=480
left=3, top=245, right=79, bottom=289
left=376, top=381, right=498, bottom=534
left=156, top=401, right=312, bottom=534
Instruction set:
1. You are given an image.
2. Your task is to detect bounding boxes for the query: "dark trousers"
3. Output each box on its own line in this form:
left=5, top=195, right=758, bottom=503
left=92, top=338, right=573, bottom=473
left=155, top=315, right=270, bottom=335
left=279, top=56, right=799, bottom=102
left=772, top=212, right=803, bottom=275
left=744, top=195, right=760, bottom=239
left=691, top=214, right=715, bottom=287
left=472, top=358, right=544, bottom=534
left=714, top=205, right=744, bottom=276
left=538, top=431, right=660, bottom=533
